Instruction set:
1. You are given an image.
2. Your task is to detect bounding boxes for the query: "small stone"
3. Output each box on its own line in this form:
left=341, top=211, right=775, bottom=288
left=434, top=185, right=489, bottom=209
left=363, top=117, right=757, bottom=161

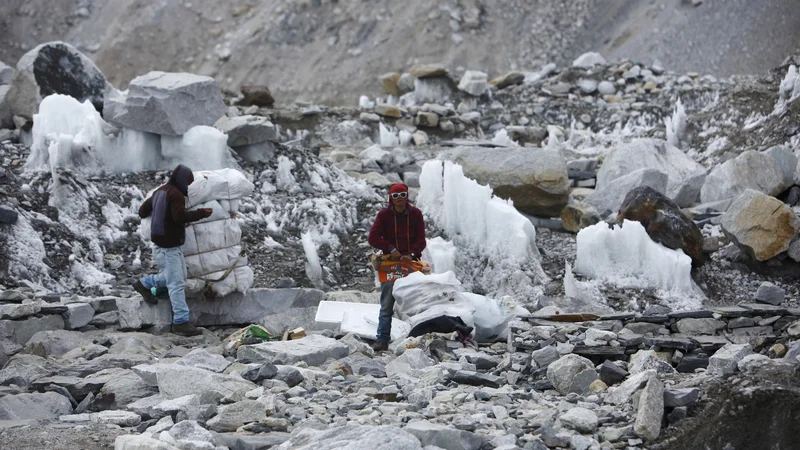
left=663, top=388, right=700, bottom=407
left=560, top=407, right=598, bottom=433
left=667, top=406, right=687, bottom=424
left=375, top=103, right=402, bottom=118
left=707, top=344, right=753, bottom=377
left=414, top=112, right=439, bottom=128
left=755, top=282, right=785, bottom=306
left=589, top=379, right=608, bottom=392
left=378, top=72, right=402, bottom=96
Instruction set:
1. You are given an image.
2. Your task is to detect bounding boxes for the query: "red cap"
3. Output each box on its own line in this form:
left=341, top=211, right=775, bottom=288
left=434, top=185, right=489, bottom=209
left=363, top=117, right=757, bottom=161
left=389, top=182, right=408, bottom=195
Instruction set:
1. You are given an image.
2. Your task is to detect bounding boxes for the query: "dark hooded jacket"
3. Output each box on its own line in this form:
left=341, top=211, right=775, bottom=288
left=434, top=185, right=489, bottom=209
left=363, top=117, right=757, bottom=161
left=139, top=164, right=206, bottom=249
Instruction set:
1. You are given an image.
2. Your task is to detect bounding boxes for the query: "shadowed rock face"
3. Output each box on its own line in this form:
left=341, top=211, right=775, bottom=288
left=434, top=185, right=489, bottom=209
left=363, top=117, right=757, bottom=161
left=617, top=186, right=706, bottom=268
left=31, top=43, right=106, bottom=113
left=654, top=364, right=800, bottom=450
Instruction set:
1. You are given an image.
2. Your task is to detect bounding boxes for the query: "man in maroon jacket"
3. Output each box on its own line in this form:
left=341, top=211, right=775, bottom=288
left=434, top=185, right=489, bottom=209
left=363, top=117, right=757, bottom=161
left=132, top=164, right=212, bottom=337
left=368, top=182, right=426, bottom=351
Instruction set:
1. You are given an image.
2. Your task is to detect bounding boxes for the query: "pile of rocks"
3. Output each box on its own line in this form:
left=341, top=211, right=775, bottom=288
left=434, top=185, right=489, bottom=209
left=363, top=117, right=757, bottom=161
left=1, top=279, right=798, bottom=449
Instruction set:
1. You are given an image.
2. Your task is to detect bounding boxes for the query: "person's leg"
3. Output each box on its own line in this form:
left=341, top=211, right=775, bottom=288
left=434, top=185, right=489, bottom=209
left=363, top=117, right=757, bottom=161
left=134, top=247, right=166, bottom=304
left=162, top=247, right=190, bottom=325
left=375, top=280, right=395, bottom=343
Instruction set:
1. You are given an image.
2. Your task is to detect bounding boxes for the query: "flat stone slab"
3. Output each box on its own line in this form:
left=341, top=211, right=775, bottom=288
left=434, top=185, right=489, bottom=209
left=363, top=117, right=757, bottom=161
left=0, top=392, right=73, bottom=420
left=236, top=334, right=349, bottom=367
left=738, top=303, right=787, bottom=315
left=710, top=306, right=750, bottom=317
left=643, top=337, right=694, bottom=351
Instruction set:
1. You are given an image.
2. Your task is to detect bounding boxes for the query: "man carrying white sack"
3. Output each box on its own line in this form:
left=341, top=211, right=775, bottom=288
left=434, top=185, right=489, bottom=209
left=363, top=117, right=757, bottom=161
left=132, top=164, right=212, bottom=337
left=368, top=182, right=427, bottom=352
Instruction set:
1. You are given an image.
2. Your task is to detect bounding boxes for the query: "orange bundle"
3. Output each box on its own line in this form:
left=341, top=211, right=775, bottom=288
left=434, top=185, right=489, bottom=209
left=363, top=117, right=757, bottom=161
left=371, top=254, right=431, bottom=283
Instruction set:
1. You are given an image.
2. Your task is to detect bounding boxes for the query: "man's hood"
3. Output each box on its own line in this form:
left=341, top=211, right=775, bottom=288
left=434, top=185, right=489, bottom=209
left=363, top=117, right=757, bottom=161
left=168, top=164, right=194, bottom=197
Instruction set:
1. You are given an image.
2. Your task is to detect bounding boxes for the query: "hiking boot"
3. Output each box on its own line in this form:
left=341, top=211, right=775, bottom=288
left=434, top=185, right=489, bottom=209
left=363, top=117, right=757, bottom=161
left=132, top=280, right=159, bottom=305
left=171, top=322, right=203, bottom=337
left=371, top=340, right=389, bottom=352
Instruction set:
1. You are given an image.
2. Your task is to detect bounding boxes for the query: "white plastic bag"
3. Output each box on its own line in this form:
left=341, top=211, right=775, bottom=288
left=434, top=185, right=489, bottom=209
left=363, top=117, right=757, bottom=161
left=189, top=168, right=254, bottom=206
left=392, top=271, right=462, bottom=321
left=460, top=292, right=521, bottom=342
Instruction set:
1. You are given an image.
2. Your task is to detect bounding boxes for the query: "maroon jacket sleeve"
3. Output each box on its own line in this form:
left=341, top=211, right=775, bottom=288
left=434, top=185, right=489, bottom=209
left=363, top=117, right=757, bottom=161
left=368, top=210, right=394, bottom=254
left=138, top=195, right=153, bottom=219
left=168, top=189, right=206, bottom=224
left=409, top=208, right=427, bottom=257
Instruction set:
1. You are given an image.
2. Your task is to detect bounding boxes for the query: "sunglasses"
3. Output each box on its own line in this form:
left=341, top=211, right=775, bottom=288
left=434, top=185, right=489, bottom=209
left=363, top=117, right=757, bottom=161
left=391, top=192, right=408, bottom=199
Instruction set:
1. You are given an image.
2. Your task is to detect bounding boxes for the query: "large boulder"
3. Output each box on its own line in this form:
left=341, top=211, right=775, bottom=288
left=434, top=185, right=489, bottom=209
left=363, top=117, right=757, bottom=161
left=617, top=186, right=706, bottom=267
left=104, top=71, right=225, bottom=136
left=721, top=189, right=800, bottom=261
left=154, top=365, right=257, bottom=403
left=0, top=392, right=73, bottom=420
left=24, top=329, right=98, bottom=357
left=447, top=146, right=570, bottom=217
left=206, top=399, right=266, bottom=432
left=586, top=168, right=668, bottom=216
left=0, top=354, right=57, bottom=389
left=597, top=139, right=707, bottom=207
left=236, top=334, right=349, bottom=367
left=700, top=151, right=790, bottom=204
left=6, top=41, right=108, bottom=118
left=92, top=370, right=158, bottom=410
left=765, top=145, right=798, bottom=188
left=214, top=115, right=277, bottom=147
left=0, top=85, right=11, bottom=128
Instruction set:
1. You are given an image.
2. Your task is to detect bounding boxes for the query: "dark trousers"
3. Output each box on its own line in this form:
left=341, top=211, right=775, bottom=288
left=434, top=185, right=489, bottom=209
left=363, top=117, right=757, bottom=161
left=376, top=280, right=395, bottom=342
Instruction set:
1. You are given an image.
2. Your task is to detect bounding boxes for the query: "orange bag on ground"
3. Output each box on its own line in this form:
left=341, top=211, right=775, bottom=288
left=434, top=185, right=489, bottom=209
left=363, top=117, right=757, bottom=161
left=371, top=253, right=431, bottom=283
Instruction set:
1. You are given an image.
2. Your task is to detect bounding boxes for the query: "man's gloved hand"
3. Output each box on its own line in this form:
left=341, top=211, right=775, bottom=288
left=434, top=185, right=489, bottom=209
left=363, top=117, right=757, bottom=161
left=201, top=208, right=213, bottom=218
left=390, top=249, right=401, bottom=259
left=400, top=254, right=412, bottom=263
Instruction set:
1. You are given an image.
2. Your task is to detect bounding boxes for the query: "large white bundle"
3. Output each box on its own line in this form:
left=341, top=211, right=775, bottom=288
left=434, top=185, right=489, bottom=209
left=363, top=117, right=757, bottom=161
left=392, top=271, right=462, bottom=321
left=189, top=168, right=254, bottom=206
left=203, top=265, right=254, bottom=297
left=183, top=218, right=242, bottom=256
left=185, top=245, right=248, bottom=277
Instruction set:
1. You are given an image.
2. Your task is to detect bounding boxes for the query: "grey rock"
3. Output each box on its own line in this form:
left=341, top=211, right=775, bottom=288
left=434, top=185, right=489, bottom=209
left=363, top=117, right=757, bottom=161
left=151, top=394, right=199, bottom=417
left=597, top=81, right=616, bottom=95
left=708, top=344, right=753, bottom=377
left=339, top=332, right=375, bottom=357
left=667, top=406, right=688, bottom=424
left=634, top=377, right=664, bottom=441
left=458, top=70, right=488, bottom=96
left=784, top=341, right=800, bottom=363
left=177, top=348, right=231, bottom=373
left=788, top=240, right=800, bottom=262
left=447, top=145, right=570, bottom=217
left=273, top=365, right=304, bottom=388
left=0, top=337, right=22, bottom=368
left=577, top=79, right=598, bottom=94
left=155, top=364, right=257, bottom=403
left=114, top=435, right=177, bottom=450
left=206, top=399, right=266, bottom=432
left=242, top=362, right=279, bottom=382
left=215, top=115, right=277, bottom=147
left=560, top=407, right=598, bottom=433
left=0, top=354, right=56, bottom=389
left=0, top=205, right=18, bottom=224
left=212, top=432, right=292, bottom=450
left=63, top=302, right=95, bottom=329
left=0, top=392, right=72, bottom=420
left=676, top=318, right=725, bottom=335
left=386, top=348, right=435, bottom=377
left=0, top=303, right=40, bottom=320
left=89, top=310, right=119, bottom=326
left=61, top=354, right=153, bottom=378
left=764, top=145, right=798, bottom=188
left=755, top=282, right=785, bottom=306
left=7, top=41, right=108, bottom=118
left=126, top=394, right=168, bottom=419
left=276, top=424, right=423, bottom=450
left=587, top=168, right=669, bottom=216
left=664, top=388, right=701, bottom=407
left=62, top=343, right=109, bottom=360
left=24, top=330, right=97, bottom=357
left=701, top=151, right=789, bottom=204
left=720, top=189, right=800, bottom=261
left=531, top=345, right=560, bottom=369
left=92, top=370, right=158, bottom=410
left=341, top=352, right=386, bottom=378
left=0, top=314, right=64, bottom=345
left=599, top=360, right=628, bottom=386
left=104, top=71, right=225, bottom=136
left=0, top=85, right=11, bottom=129
left=605, top=369, right=656, bottom=405
left=397, top=73, right=415, bottom=93
left=452, top=349, right=501, bottom=370
left=629, top=350, right=675, bottom=375
left=237, top=334, right=348, bottom=367
left=597, top=139, right=707, bottom=207
left=406, top=419, right=484, bottom=450
left=547, top=354, right=597, bottom=395
left=450, top=370, right=504, bottom=388
left=0, top=60, right=12, bottom=85
left=86, top=296, right=118, bottom=313
left=170, top=419, right=215, bottom=444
